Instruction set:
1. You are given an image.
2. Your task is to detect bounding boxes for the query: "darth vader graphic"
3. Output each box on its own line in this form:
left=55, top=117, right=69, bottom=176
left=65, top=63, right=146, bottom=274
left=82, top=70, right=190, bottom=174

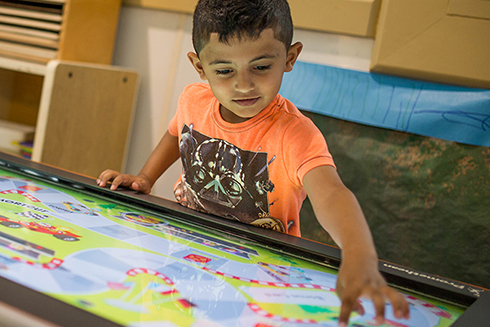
left=174, top=124, right=285, bottom=232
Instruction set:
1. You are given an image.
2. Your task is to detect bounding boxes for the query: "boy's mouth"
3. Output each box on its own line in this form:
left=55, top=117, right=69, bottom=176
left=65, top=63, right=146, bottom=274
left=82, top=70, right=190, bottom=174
left=233, top=97, right=260, bottom=107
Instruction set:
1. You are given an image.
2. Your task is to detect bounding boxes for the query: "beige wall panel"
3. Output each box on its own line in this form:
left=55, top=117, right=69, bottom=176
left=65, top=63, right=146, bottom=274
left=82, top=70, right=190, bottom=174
left=371, top=0, right=490, bottom=89
left=123, top=0, right=381, bottom=37
left=288, top=0, right=381, bottom=37
left=123, top=0, right=197, bottom=13
left=447, top=0, right=490, bottom=19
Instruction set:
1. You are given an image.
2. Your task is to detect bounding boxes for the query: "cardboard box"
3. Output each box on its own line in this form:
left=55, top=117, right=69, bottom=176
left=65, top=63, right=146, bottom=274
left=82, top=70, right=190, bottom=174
left=371, top=0, right=490, bottom=89
left=123, top=0, right=382, bottom=37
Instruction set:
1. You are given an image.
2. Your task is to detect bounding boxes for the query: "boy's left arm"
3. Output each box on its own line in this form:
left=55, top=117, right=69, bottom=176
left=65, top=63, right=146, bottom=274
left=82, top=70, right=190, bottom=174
left=302, top=165, right=410, bottom=326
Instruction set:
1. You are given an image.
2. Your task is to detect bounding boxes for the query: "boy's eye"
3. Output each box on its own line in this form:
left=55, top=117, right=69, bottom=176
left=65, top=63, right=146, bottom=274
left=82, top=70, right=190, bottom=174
left=215, top=69, right=232, bottom=75
left=255, top=65, right=271, bottom=71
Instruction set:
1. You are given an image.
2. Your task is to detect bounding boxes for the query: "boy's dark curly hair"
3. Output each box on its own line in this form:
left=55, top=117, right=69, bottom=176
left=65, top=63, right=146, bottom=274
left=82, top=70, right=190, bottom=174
left=192, top=0, right=294, bottom=56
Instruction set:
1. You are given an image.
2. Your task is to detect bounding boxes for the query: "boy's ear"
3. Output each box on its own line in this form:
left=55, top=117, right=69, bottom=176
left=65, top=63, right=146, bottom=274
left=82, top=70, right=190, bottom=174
left=187, top=52, right=207, bottom=80
left=285, top=41, right=303, bottom=72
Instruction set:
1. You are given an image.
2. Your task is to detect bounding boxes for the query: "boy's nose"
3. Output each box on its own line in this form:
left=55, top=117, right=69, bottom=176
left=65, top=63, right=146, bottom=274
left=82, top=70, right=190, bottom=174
left=234, top=71, right=254, bottom=93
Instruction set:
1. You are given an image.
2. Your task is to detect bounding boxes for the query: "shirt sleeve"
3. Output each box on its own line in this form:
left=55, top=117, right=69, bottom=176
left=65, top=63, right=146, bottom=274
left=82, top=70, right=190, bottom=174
left=282, top=117, right=336, bottom=186
left=168, top=83, right=212, bottom=137
left=168, top=84, right=195, bottom=137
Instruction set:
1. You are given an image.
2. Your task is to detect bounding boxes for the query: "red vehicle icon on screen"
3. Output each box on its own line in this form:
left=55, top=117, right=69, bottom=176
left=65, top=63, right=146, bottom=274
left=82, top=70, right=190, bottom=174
left=0, top=216, right=81, bottom=242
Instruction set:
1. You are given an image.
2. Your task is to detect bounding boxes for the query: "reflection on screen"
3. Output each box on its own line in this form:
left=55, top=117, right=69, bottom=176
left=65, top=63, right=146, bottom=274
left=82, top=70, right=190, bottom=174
left=0, top=168, right=464, bottom=326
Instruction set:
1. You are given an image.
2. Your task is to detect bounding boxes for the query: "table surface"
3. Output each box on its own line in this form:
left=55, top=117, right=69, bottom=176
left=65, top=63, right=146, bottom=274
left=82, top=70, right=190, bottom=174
left=0, top=152, right=488, bottom=327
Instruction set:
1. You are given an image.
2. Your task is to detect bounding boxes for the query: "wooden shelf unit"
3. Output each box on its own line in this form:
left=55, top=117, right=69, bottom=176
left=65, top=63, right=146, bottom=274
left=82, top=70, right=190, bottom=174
left=0, top=0, right=121, bottom=65
left=0, top=0, right=139, bottom=178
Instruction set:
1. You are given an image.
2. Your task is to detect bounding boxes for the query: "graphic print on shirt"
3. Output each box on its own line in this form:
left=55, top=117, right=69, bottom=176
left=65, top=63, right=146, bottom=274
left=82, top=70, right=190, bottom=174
left=174, top=124, right=285, bottom=233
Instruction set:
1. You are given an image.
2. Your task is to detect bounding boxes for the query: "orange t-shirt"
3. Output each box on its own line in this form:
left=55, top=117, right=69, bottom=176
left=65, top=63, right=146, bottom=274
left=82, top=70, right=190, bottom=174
left=168, top=83, right=335, bottom=236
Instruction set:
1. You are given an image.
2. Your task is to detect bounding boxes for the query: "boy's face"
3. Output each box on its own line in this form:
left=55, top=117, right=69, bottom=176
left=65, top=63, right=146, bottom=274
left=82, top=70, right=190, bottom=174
left=188, top=29, right=302, bottom=123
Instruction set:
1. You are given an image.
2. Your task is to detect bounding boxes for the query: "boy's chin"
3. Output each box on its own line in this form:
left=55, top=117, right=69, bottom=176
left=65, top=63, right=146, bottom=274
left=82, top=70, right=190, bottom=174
left=220, top=106, right=260, bottom=123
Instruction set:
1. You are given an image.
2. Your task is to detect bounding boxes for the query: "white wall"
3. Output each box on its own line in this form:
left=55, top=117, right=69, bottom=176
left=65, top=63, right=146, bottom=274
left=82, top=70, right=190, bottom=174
left=112, top=7, right=198, bottom=199
left=112, top=6, right=374, bottom=200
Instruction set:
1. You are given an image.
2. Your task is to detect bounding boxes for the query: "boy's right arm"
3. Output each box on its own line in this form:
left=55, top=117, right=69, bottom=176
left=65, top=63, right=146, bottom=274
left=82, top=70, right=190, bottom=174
left=97, top=131, right=180, bottom=193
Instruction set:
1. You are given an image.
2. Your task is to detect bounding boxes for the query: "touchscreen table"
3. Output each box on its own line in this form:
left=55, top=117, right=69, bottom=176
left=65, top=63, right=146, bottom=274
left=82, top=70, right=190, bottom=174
left=0, top=153, right=488, bottom=327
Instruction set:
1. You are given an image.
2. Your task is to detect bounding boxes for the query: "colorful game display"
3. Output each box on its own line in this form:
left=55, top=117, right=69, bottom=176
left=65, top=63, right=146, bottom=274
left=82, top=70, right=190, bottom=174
left=0, top=167, right=465, bottom=326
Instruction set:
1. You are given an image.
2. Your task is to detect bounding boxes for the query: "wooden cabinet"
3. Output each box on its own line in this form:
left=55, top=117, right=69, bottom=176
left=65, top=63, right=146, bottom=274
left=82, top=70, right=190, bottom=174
left=0, top=0, right=139, bottom=178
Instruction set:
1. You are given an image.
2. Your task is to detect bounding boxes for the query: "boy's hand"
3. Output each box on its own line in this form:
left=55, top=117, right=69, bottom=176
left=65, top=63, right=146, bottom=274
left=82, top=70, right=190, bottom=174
left=97, top=169, right=152, bottom=193
left=303, top=166, right=410, bottom=326
left=336, top=256, right=410, bottom=327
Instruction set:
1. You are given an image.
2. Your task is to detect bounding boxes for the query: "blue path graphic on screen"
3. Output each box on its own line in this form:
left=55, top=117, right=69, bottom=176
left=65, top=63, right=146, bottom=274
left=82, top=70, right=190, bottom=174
left=279, top=61, right=490, bottom=147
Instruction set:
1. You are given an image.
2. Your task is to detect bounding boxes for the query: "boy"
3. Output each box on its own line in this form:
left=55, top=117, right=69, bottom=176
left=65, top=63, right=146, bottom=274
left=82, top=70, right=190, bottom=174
left=98, top=0, right=409, bottom=325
